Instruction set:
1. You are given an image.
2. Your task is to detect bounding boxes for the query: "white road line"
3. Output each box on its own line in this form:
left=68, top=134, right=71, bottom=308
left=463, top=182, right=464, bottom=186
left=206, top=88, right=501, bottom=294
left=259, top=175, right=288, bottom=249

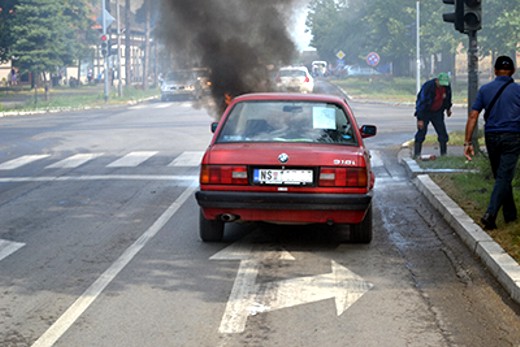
left=106, top=151, right=158, bottom=168
left=45, top=153, right=104, bottom=169
left=0, top=155, right=51, bottom=170
left=30, top=181, right=198, bottom=347
left=168, top=151, right=204, bottom=167
left=0, top=175, right=198, bottom=183
left=0, top=239, right=25, bottom=262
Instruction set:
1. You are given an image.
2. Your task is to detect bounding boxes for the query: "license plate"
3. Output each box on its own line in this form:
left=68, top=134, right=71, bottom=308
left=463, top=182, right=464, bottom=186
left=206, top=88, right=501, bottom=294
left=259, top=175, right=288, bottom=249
left=253, top=169, right=313, bottom=185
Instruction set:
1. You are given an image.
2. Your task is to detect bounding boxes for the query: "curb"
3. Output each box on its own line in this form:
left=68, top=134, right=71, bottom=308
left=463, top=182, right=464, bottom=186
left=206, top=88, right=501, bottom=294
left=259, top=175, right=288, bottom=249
left=400, top=155, right=520, bottom=304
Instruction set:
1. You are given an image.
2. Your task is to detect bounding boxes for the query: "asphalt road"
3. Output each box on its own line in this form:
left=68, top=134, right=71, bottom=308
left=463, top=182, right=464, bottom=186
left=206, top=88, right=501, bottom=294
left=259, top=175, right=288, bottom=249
left=0, top=85, right=519, bottom=347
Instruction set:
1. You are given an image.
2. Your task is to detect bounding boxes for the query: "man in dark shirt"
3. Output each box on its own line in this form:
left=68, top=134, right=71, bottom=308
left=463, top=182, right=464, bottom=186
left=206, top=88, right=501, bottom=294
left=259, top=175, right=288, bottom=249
left=464, top=55, right=520, bottom=230
left=414, top=72, right=453, bottom=158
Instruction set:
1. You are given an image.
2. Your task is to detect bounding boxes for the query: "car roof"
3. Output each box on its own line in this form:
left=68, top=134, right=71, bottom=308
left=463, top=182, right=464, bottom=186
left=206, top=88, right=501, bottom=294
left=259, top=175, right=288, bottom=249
left=231, top=92, right=347, bottom=104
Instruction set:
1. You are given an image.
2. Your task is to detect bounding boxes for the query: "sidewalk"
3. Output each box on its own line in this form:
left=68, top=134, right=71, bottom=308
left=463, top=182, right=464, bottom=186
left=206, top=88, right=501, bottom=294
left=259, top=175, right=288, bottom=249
left=399, top=144, right=520, bottom=305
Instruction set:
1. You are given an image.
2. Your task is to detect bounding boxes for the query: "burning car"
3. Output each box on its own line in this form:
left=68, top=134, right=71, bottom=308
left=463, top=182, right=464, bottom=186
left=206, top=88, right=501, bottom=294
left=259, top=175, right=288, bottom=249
left=160, top=70, right=201, bottom=101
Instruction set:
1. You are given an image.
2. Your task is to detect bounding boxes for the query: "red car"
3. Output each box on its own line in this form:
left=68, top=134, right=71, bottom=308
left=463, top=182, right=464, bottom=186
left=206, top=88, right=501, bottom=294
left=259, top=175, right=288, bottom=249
left=196, top=93, right=376, bottom=243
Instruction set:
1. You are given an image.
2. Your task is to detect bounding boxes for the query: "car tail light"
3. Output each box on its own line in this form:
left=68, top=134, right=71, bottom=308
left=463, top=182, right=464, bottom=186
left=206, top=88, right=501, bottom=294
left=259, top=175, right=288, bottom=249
left=304, top=75, right=310, bottom=83
left=319, top=167, right=367, bottom=187
left=200, top=165, right=248, bottom=185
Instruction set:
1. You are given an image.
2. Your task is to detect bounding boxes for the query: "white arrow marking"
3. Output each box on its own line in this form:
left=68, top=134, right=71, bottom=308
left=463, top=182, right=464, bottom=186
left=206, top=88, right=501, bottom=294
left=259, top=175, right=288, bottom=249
left=213, top=238, right=373, bottom=334
left=256, top=260, right=373, bottom=316
left=0, top=239, right=25, bottom=262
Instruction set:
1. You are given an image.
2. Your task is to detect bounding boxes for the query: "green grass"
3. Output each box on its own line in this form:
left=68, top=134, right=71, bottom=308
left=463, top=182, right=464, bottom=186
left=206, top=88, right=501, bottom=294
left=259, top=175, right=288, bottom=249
left=415, top=133, right=520, bottom=263
left=1, top=85, right=159, bottom=112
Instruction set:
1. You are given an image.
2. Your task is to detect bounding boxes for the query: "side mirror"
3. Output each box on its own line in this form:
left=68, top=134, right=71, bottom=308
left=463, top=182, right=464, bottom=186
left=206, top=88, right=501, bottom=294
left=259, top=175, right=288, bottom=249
left=211, top=122, right=219, bottom=133
left=360, top=125, right=377, bottom=138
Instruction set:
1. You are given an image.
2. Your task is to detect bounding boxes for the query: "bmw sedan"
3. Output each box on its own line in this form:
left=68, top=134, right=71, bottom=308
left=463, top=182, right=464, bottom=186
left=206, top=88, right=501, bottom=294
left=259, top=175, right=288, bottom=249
left=195, top=93, right=377, bottom=243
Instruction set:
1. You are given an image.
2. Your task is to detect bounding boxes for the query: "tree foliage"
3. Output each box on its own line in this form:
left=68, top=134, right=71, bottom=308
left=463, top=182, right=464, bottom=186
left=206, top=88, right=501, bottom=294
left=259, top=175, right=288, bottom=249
left=6, top=0, right=97, bottom=82
left=306, top=0, right=520, bottom=77
left=0, top=0, right=19, bottom=63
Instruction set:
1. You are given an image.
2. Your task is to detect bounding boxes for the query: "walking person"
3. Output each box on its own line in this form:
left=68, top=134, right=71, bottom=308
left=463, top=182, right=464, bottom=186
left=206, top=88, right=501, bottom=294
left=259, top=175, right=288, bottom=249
left=414, top=72, right=453, bottom=158
left=464, top=55, right=520, bottom=230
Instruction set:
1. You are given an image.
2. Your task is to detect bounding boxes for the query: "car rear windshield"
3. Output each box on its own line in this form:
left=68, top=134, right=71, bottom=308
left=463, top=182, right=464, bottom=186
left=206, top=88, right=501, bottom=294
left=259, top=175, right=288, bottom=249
left=279, top=69, right=307, bottom=78
left=216, top=100, right=358, bottom=145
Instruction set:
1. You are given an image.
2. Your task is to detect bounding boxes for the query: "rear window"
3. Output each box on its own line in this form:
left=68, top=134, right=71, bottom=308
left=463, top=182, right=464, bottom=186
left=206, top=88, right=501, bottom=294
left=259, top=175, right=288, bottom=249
left=279, top=69, right=307, bottom=78
left=216, top=100, right=357, bottom=145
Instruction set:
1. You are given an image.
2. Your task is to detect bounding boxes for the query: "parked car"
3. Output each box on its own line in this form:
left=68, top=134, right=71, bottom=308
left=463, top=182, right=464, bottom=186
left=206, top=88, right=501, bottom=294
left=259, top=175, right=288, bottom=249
left=275, top=66, right=314, bottom=93
left=195, top=93, right=377, bottom=243
left=343, top=65, right=381, bottom=77
left=160, top=70, right=201, bottom=101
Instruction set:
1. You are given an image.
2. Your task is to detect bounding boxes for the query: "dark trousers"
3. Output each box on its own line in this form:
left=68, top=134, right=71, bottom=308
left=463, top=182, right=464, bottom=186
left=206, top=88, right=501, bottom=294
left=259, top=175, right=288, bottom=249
left=414, top=111, right=449, bottom=156
left=485, top=132, right=520, bottom=221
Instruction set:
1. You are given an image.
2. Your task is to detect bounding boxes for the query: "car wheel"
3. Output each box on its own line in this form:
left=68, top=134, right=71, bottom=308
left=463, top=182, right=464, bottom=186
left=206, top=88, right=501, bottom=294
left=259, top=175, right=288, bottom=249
left=199, top=210, right=224, bottom=242
left=350, top=205, right=373, bottom=244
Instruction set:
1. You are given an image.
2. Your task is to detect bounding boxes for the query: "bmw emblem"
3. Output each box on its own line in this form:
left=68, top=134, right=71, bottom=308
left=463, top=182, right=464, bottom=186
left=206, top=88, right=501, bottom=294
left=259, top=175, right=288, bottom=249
left=278, top=153, right=289, bottom=164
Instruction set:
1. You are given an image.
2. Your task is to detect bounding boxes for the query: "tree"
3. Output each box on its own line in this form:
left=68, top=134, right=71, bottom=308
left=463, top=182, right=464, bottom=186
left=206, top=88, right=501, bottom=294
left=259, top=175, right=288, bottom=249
left=10, top=0, right=96, bottom=89
left=0, top=0, right=19, bottom=63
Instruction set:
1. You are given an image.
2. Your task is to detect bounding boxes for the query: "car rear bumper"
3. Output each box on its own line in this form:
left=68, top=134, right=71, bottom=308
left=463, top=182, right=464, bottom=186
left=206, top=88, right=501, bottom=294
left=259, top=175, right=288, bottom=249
left=196, top=190, right=372, bottom=224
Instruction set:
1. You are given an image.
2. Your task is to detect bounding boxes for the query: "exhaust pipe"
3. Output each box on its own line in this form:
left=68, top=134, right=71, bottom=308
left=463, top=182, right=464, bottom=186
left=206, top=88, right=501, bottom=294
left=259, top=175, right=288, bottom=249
left=221, top=213, right=238, bottom=222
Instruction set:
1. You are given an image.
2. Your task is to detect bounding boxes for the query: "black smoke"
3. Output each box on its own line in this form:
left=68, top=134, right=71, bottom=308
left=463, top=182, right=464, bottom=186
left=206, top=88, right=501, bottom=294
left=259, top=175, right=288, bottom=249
left=156, top=0, right=305, bottom=115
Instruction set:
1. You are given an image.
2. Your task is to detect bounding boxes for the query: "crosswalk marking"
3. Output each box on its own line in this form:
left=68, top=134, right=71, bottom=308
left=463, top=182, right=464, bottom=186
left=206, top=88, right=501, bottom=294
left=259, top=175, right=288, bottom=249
left=370, top=150, right=383, bottom=167
left=168, top=151, right=204, bottom=167
left=45, top=153, right=104, bottom=169
left=106, top=151, right=158, bottom=168
left=0, top=154, right=51, bottom=170
left=0, top=151, right=204, bottom=171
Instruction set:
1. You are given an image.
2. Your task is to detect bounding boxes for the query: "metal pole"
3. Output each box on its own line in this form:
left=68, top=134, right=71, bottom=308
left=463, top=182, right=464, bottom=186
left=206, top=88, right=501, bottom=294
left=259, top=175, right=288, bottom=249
left=416, top=0, right=421, bottom=94
left=102, top=0, right=109, bottom=102
left=116, top=0, right=123, bottom=97
left=468, top=30, right=479, bottom=148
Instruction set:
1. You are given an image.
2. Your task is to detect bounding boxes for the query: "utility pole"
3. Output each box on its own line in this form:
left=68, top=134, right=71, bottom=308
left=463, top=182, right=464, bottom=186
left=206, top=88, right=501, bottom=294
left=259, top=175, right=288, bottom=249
left=102, top=0, right=109, bottom=102
left=116, top=0, right=123, bottom=97
left=468, top=30, right=479, bottom=147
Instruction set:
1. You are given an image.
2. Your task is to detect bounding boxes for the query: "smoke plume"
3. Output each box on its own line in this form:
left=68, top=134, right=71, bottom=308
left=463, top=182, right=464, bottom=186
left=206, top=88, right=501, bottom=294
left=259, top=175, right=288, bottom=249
left=157, top=0, right=306, bottom=115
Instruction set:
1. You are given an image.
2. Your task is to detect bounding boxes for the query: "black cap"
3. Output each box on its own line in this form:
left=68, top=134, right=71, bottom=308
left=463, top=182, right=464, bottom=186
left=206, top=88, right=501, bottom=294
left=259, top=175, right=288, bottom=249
left=494, top=56, right=515, bottom=71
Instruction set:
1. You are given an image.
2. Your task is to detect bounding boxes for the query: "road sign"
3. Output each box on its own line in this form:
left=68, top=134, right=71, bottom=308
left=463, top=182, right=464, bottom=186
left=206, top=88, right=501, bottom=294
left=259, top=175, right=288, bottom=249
left=366, top=52, right=380, bottom=67
left=336, top=50, right=346, bottom=60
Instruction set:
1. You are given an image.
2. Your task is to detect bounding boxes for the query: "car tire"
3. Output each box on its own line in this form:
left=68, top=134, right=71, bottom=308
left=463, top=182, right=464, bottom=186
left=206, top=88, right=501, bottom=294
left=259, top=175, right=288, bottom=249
left=350, top=205, right=372, bottom=244
left=199, top=210, right=224, bottom=242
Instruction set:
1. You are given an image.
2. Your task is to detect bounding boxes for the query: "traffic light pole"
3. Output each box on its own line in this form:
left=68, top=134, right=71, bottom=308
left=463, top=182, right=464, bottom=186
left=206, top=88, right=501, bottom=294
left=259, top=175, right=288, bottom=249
left=468, top=30, right=479, bottom=148
left=102, top=0, right=109, bottom=102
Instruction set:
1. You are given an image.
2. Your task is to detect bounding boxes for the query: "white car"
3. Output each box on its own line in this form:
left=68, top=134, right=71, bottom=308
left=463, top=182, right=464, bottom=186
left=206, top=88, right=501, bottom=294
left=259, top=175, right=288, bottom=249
left=275, top=66, right=314, bottom=94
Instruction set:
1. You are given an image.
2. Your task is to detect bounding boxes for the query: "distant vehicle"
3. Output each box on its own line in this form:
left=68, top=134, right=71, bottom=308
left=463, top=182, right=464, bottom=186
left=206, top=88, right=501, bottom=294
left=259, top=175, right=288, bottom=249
left=195, top=92, right=377, bottom=243
left=311, top=60, right=328, bottom=77
left=275, top=66, right=314, bottom=93
left=192, top=67, right=212, bottom=96
left=343, top=65, right=381, bottom=77
left=160, top=70, right=202, bottom=101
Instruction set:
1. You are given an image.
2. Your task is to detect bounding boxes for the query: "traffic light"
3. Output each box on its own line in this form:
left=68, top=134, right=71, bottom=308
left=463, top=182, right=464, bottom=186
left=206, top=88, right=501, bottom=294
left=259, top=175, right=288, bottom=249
left=100, top=34, right=109, bottom=57
left=442, top=0, right=464, bottom=33
left=463, top=0, right=482, bottom=32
